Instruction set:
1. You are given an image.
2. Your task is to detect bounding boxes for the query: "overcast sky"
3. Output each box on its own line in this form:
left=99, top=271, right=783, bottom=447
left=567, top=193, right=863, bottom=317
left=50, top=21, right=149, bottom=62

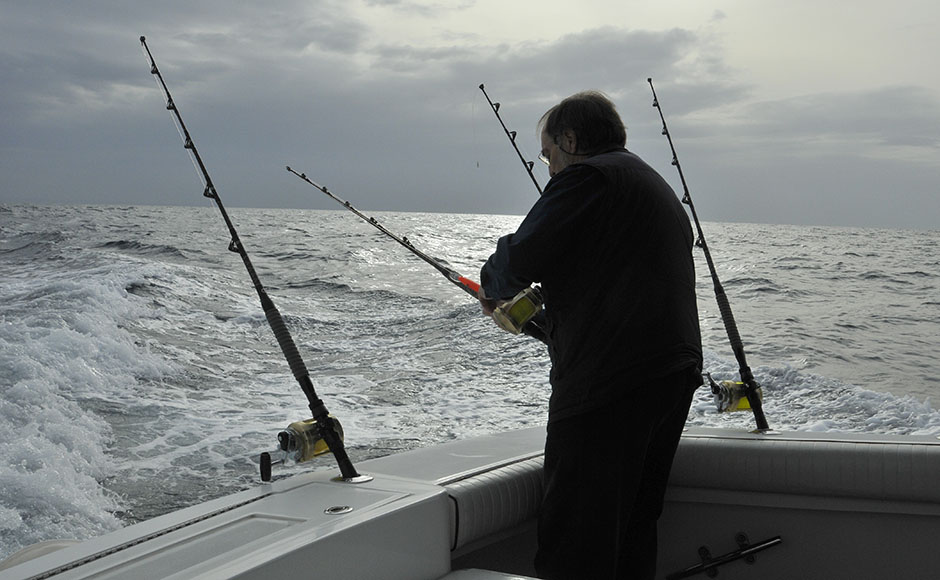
left=1, top=0, right=938, bottom=229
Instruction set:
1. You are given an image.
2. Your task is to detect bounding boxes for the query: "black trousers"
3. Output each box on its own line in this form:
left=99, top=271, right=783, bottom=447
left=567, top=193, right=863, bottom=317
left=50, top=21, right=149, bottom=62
left=534, top=368, right=698, bottom=580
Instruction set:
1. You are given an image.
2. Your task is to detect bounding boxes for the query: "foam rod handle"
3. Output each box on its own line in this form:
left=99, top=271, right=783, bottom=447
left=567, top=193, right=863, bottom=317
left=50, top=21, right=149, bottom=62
left=715, top=290, right=744, bottom=351
left=262, top=304, right=331, bottom=414
left=264, top=305, right=310, bottom=383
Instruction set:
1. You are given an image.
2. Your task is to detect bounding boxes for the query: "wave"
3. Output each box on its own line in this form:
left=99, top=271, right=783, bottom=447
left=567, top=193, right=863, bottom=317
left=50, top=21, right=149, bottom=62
left=722, top=276, right=784, bottom=295
left=0, top=240, right=53, bottom=259
left=280, top=278, right=353, bottom=292
left=97, top=239, right=188, bottom=259
left=0, top=267, right=178, bottom=559
left=0, top=231, right=72, bottom=260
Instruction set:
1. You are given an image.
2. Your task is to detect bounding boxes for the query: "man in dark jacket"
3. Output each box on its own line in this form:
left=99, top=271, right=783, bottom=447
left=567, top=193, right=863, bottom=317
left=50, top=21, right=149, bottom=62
left=479, top=91, right=703, bottom=580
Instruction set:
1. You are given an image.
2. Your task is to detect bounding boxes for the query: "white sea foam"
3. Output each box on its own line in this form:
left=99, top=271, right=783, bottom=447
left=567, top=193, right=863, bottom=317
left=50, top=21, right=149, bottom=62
left=0, top=260, right=178, bottom=557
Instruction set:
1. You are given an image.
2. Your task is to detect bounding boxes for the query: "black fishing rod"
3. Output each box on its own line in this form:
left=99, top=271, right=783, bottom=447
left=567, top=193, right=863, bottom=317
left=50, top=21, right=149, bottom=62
left=140, top=36, right=366, bottom=481
left=286, top=167, right=481, bottom=298
left=647, top=78, right=770, bottom=432
left=479, top=84, right=544, bottom=195
left=285, top=166, right=548, bottom=344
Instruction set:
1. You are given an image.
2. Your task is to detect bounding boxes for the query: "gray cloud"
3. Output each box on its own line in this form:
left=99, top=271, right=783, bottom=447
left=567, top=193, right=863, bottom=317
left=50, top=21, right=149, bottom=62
left=1, top=2, right=938, bottom=229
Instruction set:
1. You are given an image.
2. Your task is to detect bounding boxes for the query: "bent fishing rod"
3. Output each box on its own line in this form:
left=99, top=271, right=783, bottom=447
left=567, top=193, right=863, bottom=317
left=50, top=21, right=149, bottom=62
left=285, top=167, right=548, bottom=344
left=479, top=84, right=543, bottom=195
left=140, top=36, right=366, bottom=481
left=647, top=78, right=770, bottom=432
left=286, top=167, right=480, bottom=297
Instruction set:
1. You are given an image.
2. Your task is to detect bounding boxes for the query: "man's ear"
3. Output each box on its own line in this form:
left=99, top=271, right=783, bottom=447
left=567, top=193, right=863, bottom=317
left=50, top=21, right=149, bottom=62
left=562, top=129, right=578, bottom=154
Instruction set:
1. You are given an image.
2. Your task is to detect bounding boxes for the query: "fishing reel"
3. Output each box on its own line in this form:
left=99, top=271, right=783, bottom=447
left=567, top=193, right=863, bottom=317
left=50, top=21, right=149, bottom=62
left=707, top=374, right=763, bottom=413
left=260, top=416, right=344, bottom=481
left=492, top=286, right=543, bottom=334
left=277, top=416, right=344, bottom=463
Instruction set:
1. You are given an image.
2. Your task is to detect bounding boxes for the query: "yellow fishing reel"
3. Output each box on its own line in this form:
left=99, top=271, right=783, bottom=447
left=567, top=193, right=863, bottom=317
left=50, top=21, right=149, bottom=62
left=709, top=375, right=763, bottom=413
left=492, top=286, right=543, bottom=334
left=277, top=416, right=344, bottom=464
left=261, top=415, right=373, bottom=483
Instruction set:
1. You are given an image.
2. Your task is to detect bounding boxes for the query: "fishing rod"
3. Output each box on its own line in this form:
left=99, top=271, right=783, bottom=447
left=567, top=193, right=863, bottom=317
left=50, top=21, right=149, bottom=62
left=287, top=167, right=480, bottom=297
left=285, top=166, right=548, bottom=343
left=647, top=78, right=771, bottom=433
left=479, top=84, right=544, bottom=195
left=140, top=36, right=368, bottom=481
left=476, top=84, right=555, bottom=338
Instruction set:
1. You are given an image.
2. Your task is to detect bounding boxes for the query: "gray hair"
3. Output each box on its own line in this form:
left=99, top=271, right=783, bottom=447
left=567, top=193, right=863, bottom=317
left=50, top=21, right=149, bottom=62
left=537, top=91, right=627, bottom=154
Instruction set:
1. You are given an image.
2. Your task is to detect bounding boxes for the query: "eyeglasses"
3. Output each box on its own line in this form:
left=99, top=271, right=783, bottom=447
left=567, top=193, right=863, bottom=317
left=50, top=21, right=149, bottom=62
left=539, top=135, right=559, bottom=165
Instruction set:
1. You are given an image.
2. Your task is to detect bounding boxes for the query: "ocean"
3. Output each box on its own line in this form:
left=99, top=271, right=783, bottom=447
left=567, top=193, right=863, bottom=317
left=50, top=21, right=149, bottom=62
left=1, top=203, right=938, bottom=560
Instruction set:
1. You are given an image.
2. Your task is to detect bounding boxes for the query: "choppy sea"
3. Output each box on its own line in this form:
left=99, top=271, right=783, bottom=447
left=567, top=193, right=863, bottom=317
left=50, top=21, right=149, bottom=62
left=1, top=203, right=939, bottom=560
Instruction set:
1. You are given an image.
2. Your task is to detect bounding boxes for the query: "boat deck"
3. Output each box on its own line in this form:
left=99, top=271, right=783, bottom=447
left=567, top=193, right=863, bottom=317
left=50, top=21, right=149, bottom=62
left=2, top=427, right=939, bottom=579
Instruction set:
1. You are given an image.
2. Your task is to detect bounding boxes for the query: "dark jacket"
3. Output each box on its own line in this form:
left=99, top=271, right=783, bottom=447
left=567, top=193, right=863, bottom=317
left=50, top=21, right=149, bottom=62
left=481, top=148, right=702, bottom=422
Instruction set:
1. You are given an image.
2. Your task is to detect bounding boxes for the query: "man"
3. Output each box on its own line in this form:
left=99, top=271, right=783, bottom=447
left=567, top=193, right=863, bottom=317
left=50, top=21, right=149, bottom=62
left=478, top=91, right=703, bottom=579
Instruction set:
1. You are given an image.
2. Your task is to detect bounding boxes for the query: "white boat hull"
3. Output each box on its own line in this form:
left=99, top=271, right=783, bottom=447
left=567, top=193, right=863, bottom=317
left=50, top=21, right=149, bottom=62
left=2, top=427, right=939, bottom=579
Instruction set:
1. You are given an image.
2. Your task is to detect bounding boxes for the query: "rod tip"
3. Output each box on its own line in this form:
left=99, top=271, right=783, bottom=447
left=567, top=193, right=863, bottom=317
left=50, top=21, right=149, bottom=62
left=285, top=165, right=291, bottom=171
left=478, top=83, right=484, bottom=89
left=647, top=77, right=652, bottom=82
left=140, top=35, right=146, bottom=42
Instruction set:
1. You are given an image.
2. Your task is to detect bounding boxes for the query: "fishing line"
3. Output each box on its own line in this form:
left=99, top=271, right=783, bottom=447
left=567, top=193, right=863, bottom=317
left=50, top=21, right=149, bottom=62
left=285, top=166, right=549, bottom=344
left=647, top=78, right=771, bottom=432
left=471, top=95, right=480, bottom=169
left=140, top=36, right=367, bottom=481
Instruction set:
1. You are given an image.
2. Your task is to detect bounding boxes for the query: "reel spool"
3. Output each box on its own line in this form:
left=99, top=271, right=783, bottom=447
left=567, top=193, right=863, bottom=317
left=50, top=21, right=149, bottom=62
left=492, top=286, right=543, bottom=334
